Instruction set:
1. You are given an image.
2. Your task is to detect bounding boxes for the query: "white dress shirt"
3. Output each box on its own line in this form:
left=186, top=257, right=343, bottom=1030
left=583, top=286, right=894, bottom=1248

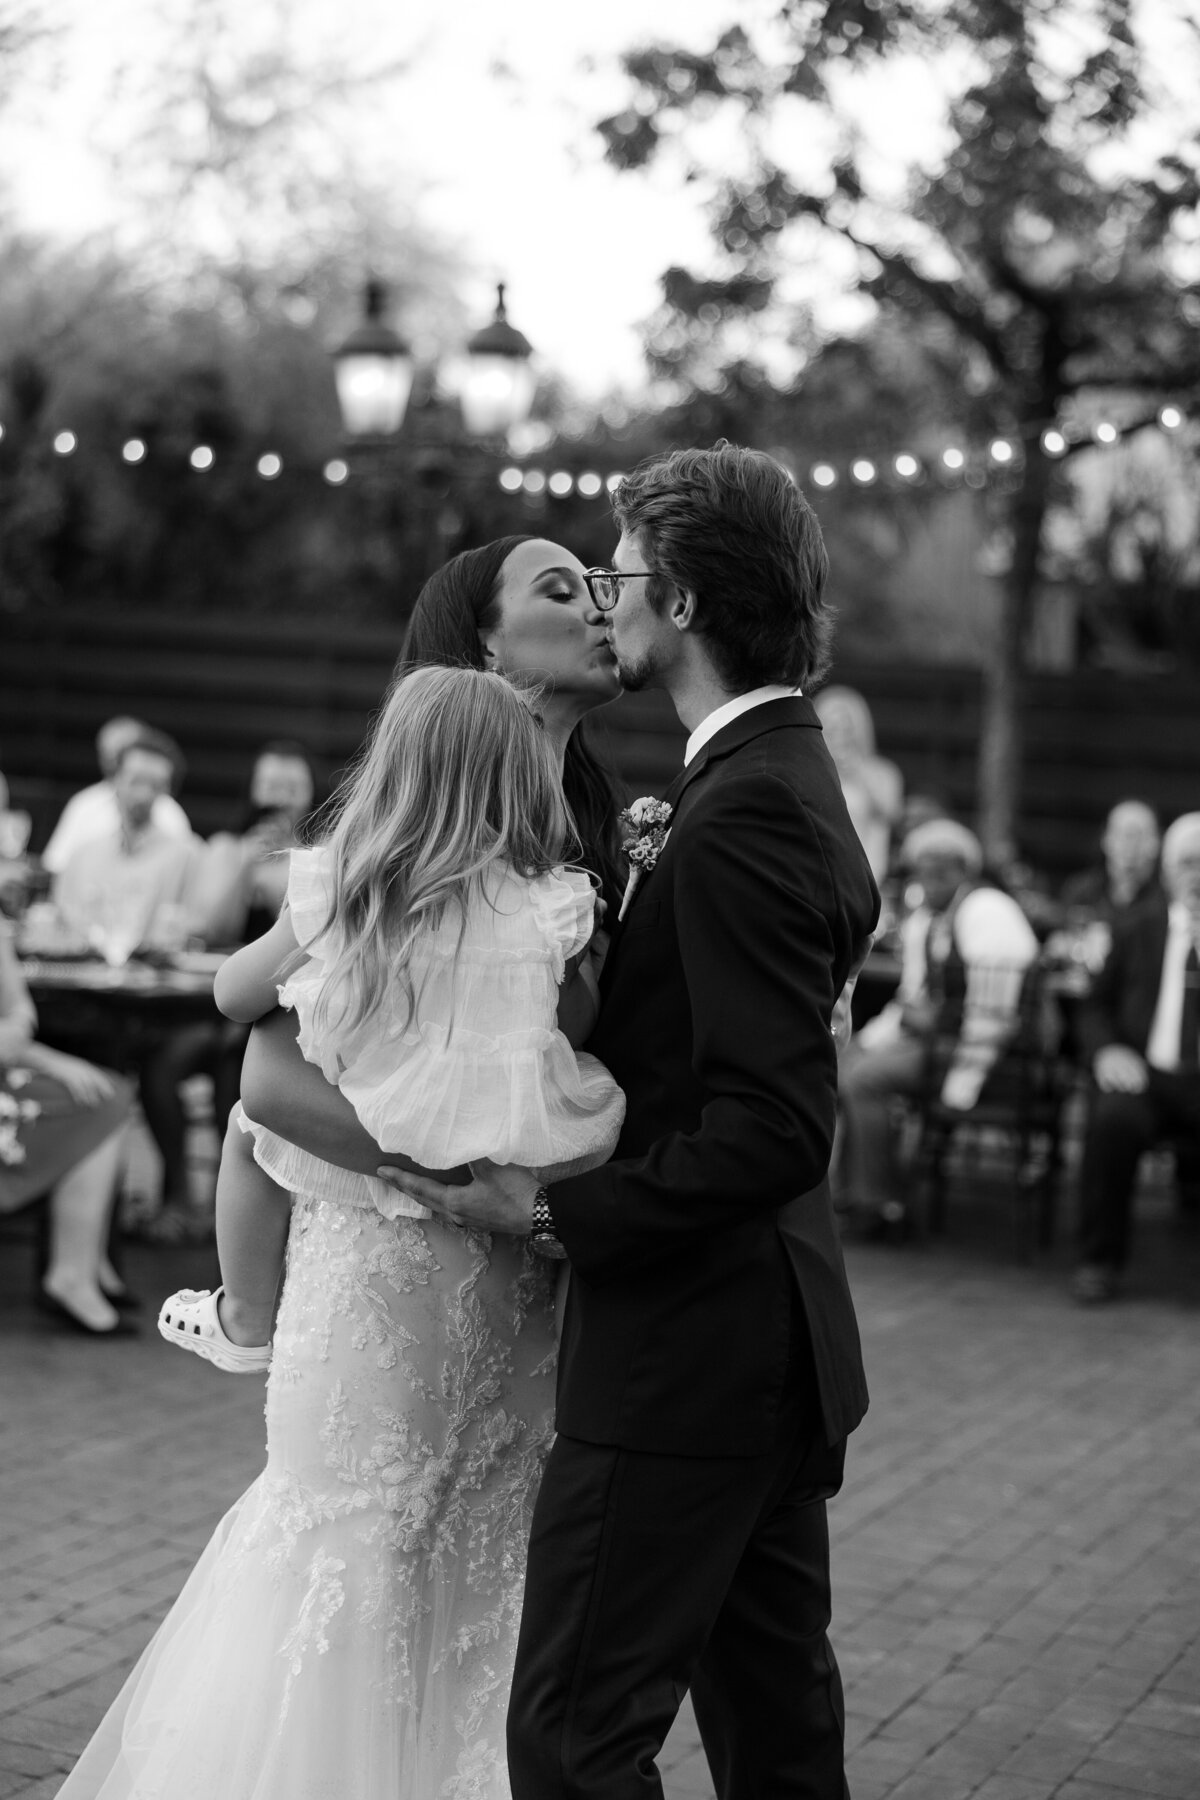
left=42, top=781, right=192, bottom=873
left=684, top=686, right=801, bottom=766
left=1146, top=903, right=1199, bottom=1072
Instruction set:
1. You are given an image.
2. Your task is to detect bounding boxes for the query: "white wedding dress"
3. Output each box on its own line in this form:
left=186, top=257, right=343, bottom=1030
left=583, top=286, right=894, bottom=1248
left=58, top=1196, right=559, bottom=1799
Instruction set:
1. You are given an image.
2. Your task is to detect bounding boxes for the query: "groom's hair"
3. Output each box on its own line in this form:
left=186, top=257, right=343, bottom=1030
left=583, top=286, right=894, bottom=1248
left=613, top=442, right=833, bottom=693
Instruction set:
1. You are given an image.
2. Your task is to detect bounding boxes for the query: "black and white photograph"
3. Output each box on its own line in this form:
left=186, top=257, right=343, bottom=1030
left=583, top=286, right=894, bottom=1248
left=1, top=2, right=1198, bottom=1796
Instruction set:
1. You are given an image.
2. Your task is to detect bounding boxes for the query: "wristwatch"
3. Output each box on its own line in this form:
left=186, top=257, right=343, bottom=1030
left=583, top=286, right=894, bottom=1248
left=529, top=1187, right=567, bottom=1260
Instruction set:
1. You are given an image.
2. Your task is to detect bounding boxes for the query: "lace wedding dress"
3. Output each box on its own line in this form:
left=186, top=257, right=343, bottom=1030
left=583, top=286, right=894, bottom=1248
left=59, top=1193, right=559, bottom=1799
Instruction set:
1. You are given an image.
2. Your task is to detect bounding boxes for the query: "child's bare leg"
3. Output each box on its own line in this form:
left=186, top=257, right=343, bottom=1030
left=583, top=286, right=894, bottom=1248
left=214, top=1114, right=290, bottom=1347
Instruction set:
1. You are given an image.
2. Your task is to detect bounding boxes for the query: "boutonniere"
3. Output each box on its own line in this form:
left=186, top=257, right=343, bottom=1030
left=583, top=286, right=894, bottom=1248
left=618, top=796, right=674, bottom=921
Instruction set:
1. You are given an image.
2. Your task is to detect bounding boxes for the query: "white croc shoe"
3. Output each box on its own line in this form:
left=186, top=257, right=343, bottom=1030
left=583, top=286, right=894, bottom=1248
left=157, top=1287, right=272, bottom=1374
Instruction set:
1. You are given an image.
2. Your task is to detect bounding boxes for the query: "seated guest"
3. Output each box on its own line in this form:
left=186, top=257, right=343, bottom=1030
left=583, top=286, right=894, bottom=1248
left=52, top=731, right=206, bottom=1229
left=0, top=904, right=136, bottom=1335
left=1071, top=812, right=1200, bottom=1304
left=53, top=730, right=202, bottom=959
left=40, top=716, right=191, bottom=874
left=194, top=739, right=316, bottom=946
left=1060, top=799, right=1163, bottom=927
left=138, top=742, right=318, bottom=1241
left=815, top=685, right=904, bottom=884
left=838, top=818, right=1040, bottom=1224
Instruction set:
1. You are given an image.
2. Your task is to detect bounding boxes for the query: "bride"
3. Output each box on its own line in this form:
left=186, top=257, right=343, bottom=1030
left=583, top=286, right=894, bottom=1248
left=58, top=538, right=625, bottom=1800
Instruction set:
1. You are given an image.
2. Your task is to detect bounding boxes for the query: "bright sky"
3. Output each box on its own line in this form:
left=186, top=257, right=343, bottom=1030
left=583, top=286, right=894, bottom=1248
left=3, top=0, right=745, bottom=397
left=3, top=0, right=1193, bottom=400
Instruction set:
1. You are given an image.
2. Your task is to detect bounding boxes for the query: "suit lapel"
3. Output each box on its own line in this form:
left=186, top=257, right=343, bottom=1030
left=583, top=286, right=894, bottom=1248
left=612, top=697, right=821, bottom=935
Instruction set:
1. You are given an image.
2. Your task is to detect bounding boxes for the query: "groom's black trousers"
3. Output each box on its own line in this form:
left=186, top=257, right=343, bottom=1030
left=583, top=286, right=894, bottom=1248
left=507, top=1399, right=850, bottom=1799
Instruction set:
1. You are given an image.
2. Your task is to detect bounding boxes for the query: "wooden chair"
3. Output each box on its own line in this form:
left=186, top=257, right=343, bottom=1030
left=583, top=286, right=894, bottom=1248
left=908, top=959, right=1074, bottom=1259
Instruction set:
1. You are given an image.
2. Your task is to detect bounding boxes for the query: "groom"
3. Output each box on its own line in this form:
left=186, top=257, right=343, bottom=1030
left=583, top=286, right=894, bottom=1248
left=385, top=444, right=878, bottom=1798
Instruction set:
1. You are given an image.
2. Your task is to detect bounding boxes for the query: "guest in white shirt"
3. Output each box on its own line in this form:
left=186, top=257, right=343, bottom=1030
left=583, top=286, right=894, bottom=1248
left=1072, top=813, right=1200, bottom=1303
left=838, top=817, right=1039, bottom=1225
left=41, top=716, right=191, bottom=875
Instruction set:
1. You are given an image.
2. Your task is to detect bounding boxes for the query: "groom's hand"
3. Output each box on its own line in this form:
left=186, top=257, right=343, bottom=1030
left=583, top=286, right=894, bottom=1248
left=376, top=1158, right=541, bottom=1234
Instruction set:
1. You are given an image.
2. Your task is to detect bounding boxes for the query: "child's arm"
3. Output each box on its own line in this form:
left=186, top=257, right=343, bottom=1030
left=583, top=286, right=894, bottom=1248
left=556, top=948, right=601, bottom=1049
left=213, top=908, right=302, bottom=1023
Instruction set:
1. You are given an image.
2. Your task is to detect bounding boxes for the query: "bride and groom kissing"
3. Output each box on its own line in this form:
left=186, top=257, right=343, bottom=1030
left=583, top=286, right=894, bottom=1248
left=62, top=443, right=879, bottom=1800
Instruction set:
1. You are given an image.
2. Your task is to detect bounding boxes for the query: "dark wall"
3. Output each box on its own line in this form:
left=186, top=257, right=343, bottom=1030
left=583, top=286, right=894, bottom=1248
left=2, top=607, right=1197, bottom=881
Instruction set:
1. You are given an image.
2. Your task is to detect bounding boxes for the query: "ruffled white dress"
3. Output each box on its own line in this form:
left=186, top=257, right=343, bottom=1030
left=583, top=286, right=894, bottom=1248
left=58, top=855, right=623, bottom=1800
left=240, top=848, right=624, bottom=1215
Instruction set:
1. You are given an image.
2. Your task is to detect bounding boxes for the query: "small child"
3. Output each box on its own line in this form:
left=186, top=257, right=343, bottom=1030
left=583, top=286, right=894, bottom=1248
left=158, top=665, right=623, bottom=1370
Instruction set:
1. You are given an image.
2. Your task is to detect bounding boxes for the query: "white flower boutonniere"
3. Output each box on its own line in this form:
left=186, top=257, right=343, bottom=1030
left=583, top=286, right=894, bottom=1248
left=618, top=796, right=674, bottom=921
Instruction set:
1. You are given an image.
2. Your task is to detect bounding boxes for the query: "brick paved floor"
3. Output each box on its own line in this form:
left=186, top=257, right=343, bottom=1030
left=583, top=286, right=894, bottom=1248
left=2, top=1177, right=1198, bottom=1800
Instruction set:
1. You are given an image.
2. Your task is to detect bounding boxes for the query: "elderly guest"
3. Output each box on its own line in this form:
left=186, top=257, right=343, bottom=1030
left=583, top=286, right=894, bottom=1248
left=838, top=817, right=1039, bottom=1223
left=1060, top=799, right=1163, bottom=927
left=1071, top=813, right=1200, bottom=1303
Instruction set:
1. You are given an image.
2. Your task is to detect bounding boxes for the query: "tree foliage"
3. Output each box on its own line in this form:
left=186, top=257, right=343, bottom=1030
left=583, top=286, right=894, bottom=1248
left=600, top=0, right=1200, bottom=856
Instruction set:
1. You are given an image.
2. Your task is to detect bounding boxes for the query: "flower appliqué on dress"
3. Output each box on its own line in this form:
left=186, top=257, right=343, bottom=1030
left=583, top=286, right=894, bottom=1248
left=617, top=796, right=673, bottom=921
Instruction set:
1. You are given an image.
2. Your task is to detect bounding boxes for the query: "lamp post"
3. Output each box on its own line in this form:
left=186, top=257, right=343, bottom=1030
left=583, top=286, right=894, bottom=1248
left=331, top=278, right=416, bottom=439
left=459, top=283, right=536, bottom=442
left=330, top=278, right=538, bottom=603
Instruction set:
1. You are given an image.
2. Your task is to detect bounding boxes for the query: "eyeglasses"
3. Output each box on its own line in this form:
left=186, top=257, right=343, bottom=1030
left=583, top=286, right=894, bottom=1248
left=583, top=567, right=658, bottom=612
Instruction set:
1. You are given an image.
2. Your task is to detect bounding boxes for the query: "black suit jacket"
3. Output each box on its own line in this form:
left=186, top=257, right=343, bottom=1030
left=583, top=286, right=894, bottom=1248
left=1077, top=898, right=1170, bottom=1062
left=549, top=697, right=880, bottom=1457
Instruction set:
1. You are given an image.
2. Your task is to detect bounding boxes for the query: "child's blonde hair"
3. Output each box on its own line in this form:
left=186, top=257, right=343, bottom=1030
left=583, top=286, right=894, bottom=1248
left=304, top=664, right=572, bottom=1047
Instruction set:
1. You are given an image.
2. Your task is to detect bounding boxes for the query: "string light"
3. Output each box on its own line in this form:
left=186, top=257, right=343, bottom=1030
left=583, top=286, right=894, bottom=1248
left=18, top=404, right=1193, bottom=505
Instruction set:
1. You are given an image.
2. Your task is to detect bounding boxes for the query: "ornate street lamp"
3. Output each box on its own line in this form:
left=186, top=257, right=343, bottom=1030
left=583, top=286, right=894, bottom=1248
left=331, top=279, right=415, bottom=438
left=459, top=283, right=536, bottom=440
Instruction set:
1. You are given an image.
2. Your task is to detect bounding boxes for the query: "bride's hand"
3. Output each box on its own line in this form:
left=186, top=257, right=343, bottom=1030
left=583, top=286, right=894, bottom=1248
left=376, top=1158, right=541, bottom=1235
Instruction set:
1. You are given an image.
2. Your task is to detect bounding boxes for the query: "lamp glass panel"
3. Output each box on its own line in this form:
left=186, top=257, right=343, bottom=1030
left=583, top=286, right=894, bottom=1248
left=460, top=355, right=536, bottom=438
left=334, top=353, right=414, bottom=437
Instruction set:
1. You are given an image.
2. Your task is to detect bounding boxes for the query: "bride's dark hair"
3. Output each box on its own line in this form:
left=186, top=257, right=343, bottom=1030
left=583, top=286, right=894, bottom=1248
left=400, top=537, right=626, bottom=916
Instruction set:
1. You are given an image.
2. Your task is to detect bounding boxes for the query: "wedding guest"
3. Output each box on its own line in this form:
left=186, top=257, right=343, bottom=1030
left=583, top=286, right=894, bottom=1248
left=815, top=683, right=904, bottom=883
left=1060, top=799, right=1163, bottom=926
left=195, top=740, right=317, bottom=947
left=0, top=769, right=35, bottom=918
left=40, top=715, right=191, bottom=874
left=1071, top=812, right=1200, bottom=1303
left=838, top=816, right=1039, bottom=1224
left=52, top=729, right=202, bottom=957
left=52, top=730, right=206, bottom=1231
left=137, top=741, right=320, bottom=1241
left=0, top=911, right=136, bottom=1335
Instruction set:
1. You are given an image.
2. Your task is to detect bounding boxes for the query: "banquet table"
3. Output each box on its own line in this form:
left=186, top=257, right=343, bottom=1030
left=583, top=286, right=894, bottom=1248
left=19, top=952, right=224, bottom=1068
